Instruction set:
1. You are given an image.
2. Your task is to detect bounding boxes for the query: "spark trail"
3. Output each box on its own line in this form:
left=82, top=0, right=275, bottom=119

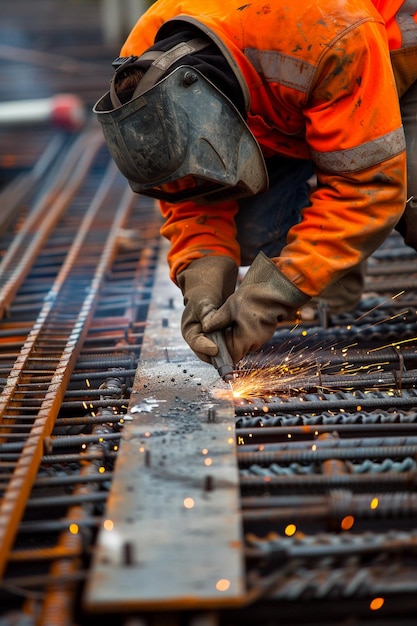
left=215, top=291, right=417, bottom=400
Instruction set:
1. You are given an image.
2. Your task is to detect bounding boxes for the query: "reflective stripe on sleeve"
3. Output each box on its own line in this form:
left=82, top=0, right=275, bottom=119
left=245, top=48, right=315, bottom=92
left=397, top=1, right=417, bottom=47
left=310, top=127, right=406, bottom=173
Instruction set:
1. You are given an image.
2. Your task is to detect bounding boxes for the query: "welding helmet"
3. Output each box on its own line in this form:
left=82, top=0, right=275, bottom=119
left=93, top=42, right=268, bottom=204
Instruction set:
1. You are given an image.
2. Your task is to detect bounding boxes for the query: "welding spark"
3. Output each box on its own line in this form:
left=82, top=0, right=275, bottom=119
left=358, top=309, right=410, bottom=333
left=212, top=337, right=396, bottom=400
left=210, top=289, right=417, bottom=401
left=230, top=343, right=329, bottom=399
left=368, top=335, right=417, bottom=352
left=353, top=291, right=405, bottom=323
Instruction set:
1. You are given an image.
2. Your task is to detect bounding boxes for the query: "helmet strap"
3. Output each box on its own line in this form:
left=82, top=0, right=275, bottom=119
left=110, top=38, right=210, bottom=108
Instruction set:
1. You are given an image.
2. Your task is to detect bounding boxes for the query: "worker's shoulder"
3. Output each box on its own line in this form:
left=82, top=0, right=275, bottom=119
left=240, top=0, right=380, bottom=18
left=238, top=0, right=383, bottom=30
left=138, top=0, right=382, bottom=42
left=147, top=0, right=383, bottom=28
left=131, top=0, right=384, bottom=60
left=235, top=0, right=384, bottom=62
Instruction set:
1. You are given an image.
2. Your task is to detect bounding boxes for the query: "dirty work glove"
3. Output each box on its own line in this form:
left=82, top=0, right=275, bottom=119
left=203, top=251, right=310, bottom=364
left=177, top=256, right=238, bottom=363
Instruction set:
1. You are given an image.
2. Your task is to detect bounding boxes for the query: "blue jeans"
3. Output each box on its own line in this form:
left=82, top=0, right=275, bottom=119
left=236, top=155, right=366, bottom=312
left=236, top=155, right=314, bottom=265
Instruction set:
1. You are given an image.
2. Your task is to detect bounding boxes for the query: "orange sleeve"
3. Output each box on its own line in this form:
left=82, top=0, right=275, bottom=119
left=159, top=199, right=241, bottom=283
left=275, top=20, right=406, bottom=296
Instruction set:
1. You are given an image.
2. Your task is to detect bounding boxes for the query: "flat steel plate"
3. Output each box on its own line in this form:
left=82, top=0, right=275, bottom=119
left=85, top=240, right=244, bottom=612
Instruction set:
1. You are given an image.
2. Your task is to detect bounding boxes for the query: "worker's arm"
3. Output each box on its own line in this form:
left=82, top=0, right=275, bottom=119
left=160, top=198, right=241, bottom=281
left=275, top=19, right=406, bottom=296
left=203, top=20, right=407, bottom=364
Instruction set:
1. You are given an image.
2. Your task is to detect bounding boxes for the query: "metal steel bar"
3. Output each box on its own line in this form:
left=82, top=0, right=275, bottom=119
left=238, top=443, right=417, bottom=466
left=33, top=473, right=112, bottom=488
left=85, top=240, right=245, bottom=612
left=0, top=162, right=136, bottom=576
left=39, top=427, right=112, bottom=625
left=235, top=389, right=417, bottom=415
left=0, top=126, right=104, bottom=318
left=0, top=134, right=67, bottom=235
left=240, top=471, right=417, bottom=494
left=237, top=434, right=417, bottom=452
left=242, top=491, right=417, bottom=522
left=17, top=518, right=102, bottom=535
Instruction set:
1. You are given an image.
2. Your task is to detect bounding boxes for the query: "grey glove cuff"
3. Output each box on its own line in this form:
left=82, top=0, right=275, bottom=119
left=177, top=255, right=238, bottom=303
left=241, top=251, right=309, bottom=308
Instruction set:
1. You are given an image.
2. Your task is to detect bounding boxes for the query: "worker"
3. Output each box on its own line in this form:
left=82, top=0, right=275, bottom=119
left=94, top=0, right=417, bottom=367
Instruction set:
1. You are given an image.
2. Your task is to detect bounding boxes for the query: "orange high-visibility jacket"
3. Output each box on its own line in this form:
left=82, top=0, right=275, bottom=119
left=121, top=0, right=412, bottom=297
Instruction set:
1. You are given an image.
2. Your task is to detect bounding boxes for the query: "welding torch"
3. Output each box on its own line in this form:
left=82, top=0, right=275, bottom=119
left=208, top=330, right=235, bottom=382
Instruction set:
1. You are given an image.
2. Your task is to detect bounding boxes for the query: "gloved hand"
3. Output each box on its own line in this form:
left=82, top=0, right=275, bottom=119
left=202, top=251, right=310, bottom=364
left=177, top=255, right=238, bottom=362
